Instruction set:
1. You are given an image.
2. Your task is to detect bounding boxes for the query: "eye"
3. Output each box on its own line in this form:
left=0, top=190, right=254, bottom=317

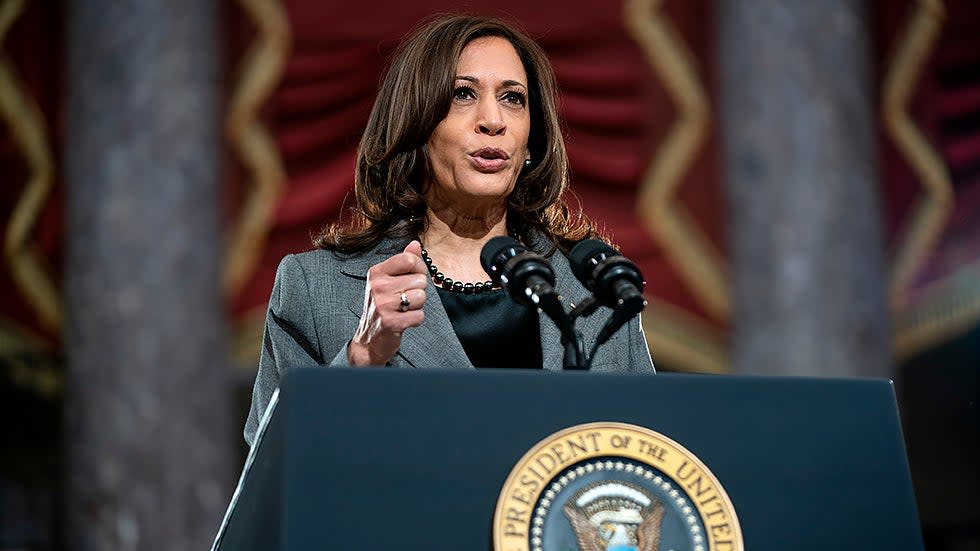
left=452, top=86, right=476, bottom=101
left=502, top=90, right=526, bottom=106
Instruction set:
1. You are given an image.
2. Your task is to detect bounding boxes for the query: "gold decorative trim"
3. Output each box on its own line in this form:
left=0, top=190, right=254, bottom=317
left=882, top=0, right=951, bottom=309
left=894, top=257, right=980, bottom=359
left=1, top=0, right=61, bottom=332
left=231, top=304, right=267, bottom=366
left=624, top=0, right=729, bottom=322
left=0, top=314, right=51, bottom=354
left=0, top=316, right=61, bottom=398
left=224, top=0, right=291, bottom=296
left=641, top=298, right=728, bottom=374
left=493, top=422, right=744, bottom=551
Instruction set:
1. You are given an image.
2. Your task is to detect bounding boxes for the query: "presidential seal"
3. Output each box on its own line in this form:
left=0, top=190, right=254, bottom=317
left=493, top=422, right=743, bottom=551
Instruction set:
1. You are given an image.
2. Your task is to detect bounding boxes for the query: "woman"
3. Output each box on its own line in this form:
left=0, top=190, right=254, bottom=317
left=245, top=15, right=655, bottom=445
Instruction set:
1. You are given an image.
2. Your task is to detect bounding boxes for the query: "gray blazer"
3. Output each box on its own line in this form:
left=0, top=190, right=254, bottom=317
left=244, top=237, right=656, bottom=445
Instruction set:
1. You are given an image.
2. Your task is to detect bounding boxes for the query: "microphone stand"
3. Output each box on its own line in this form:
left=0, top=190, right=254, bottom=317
left=565, top=297, right=597, bottom=370
left=528, top=283, right=587, bottom=370
left=566, top=295, right=645, bottom=370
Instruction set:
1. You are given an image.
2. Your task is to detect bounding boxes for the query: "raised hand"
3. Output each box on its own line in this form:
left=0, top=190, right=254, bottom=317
left=347, top=240, right=428, bottom=366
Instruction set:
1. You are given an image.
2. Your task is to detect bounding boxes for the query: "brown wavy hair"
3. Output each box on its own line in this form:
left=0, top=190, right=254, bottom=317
left=314, top=14, right=600, bottom=255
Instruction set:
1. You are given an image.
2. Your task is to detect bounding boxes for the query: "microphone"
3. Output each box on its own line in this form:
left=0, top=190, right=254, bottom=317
left=481, top=236, right=585, bottom=369
left=569, top=240, right=648, bottom=351
left=481, top=236, right=557, bottom=307
left=569, top=239, right=646, bottom=314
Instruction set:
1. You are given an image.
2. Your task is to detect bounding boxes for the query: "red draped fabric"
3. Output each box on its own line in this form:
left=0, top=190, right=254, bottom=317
left=1, top=0, right=977, bottom=369
left=874, top=0, right=980, bottom=305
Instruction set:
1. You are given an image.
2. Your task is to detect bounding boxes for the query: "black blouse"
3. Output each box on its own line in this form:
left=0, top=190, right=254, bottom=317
left=436, top=287, right=543, bottom=369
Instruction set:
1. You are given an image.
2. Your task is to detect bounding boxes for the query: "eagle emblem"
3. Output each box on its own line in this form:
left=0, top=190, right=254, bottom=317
left=562, top=481, right=666, bottom=551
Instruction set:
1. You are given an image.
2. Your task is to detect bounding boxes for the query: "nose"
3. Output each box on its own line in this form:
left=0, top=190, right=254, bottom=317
left=476, top=97, right=505, bottom=136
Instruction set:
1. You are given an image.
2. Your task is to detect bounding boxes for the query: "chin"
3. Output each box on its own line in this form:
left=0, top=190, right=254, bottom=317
left=464, top=173, right=516, bottom=197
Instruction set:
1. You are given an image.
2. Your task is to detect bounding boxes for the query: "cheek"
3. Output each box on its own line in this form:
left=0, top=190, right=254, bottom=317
left=427, top=137, right=453, bottom=169
left=517, top=121, right=532, bottom=155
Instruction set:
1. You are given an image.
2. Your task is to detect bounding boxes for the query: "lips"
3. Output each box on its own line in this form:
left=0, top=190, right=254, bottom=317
left=469, top=147, right=510, bottom=172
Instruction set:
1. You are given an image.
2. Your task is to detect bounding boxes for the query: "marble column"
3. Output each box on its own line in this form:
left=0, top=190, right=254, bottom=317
left=64, top=2, right=231, bottom=549
left=718, top=0, right=891, bottom=377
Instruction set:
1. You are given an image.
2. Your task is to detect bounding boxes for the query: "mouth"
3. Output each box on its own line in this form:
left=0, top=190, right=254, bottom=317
left=469, top=148, right=510, bottom=172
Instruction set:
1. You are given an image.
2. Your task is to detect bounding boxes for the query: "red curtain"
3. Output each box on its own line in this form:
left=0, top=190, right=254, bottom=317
left=2, top=0, right=978, bottom=361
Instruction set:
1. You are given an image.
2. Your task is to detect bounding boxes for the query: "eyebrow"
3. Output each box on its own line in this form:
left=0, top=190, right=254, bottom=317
left=456, top=75, right=527, bottom=89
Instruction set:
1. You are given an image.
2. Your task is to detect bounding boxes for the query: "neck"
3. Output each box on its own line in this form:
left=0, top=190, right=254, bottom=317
left=422, top=200, right=508, bottom=246
left=425, top=195, right=507, bottom=234
left=420, top=206, right=509, bottom=285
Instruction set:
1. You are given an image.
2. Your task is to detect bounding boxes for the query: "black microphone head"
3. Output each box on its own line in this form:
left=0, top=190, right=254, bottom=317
left=480, top=236, right=523, bottom=285
left=480, top=235, right=557, bottom=306
left=569, top=239, right=645, bottom=308
left=569, top=239, right=618, bottom=284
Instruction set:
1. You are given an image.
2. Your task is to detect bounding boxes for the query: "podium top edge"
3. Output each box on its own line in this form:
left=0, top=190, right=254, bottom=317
left=280, top=366, right=895, bottom=387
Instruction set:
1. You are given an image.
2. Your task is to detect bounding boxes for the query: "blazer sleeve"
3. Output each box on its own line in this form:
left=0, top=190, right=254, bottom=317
left=580, top=312, right=656, bottom=374
left=629, top=314, right=656, bottom=373
left=243, top=254, right=326, bottom=446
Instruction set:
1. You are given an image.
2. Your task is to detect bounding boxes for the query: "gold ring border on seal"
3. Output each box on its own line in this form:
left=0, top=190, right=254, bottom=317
left=492, top=421, right=743, bottom=551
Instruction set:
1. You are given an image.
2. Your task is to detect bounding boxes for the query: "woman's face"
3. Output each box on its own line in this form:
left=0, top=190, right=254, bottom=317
left=425, top=36, right=531, bottom=213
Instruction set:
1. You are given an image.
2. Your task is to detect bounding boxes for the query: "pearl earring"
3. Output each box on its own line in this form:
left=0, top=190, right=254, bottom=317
left=524, top=158, right=532, bottom=167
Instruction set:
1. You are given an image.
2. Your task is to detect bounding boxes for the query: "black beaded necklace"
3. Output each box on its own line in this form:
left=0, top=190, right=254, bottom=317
left=420, top=247, right=497, bottom=294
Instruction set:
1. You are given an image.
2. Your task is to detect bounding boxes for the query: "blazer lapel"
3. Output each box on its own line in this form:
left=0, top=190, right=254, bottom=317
left=338, top=240, right=473, bottom=370
left=398, top=278, right=473, bottom=369
left=539, top=316, right=564, bottom=372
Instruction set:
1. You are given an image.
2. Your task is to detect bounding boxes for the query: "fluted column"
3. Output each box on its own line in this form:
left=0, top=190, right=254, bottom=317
left=64, top=2, right=231, bottom=549
left=718, top=0, right=891, bottom=377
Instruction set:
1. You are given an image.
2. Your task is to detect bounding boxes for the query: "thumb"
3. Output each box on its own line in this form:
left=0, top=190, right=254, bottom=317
left=403, top=239, right=422, bottom=257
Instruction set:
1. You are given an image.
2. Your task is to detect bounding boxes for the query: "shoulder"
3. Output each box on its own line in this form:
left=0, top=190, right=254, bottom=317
left=278, top=248, right=339, bottom=276
left=266, top=249, right=343, bottom=309
left=266, top=250, right=326, bottom=298
left=275, top=238, right=405, bottom=286
left=276, top=245, right=372, bottom=277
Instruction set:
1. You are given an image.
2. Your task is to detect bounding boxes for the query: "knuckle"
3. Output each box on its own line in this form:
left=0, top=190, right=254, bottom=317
left=377, top=310, right=394, bottom=327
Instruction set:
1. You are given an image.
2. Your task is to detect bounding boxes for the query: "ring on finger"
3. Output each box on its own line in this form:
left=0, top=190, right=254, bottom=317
left=398, top=291, right=410, bottom=312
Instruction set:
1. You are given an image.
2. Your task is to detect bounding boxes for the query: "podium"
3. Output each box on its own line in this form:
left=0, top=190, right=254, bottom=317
left=212, top=368, right=924, bottom=550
